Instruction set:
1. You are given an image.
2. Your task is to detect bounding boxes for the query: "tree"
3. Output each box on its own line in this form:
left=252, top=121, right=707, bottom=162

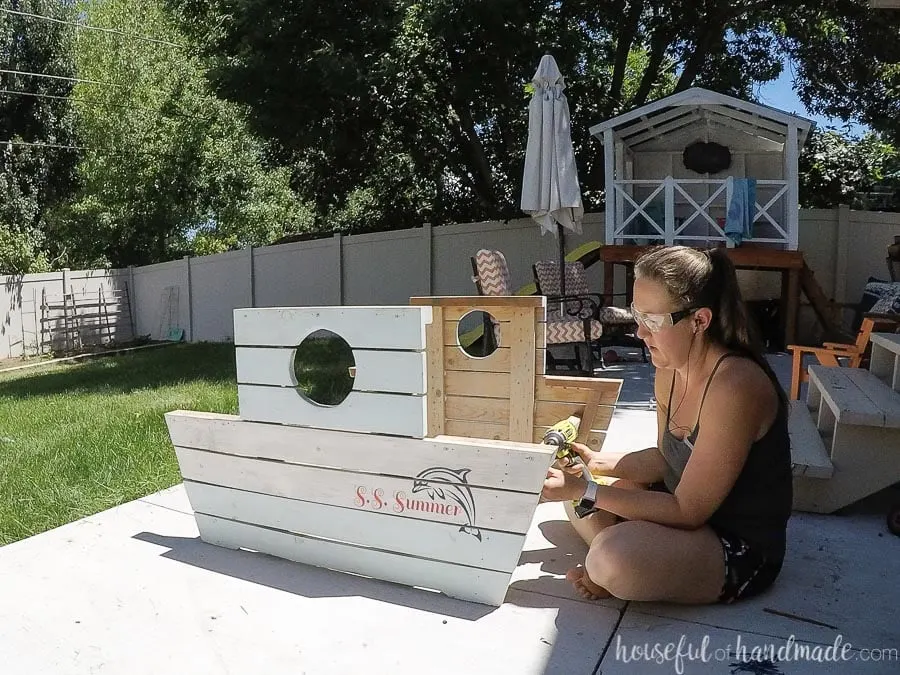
left=0, top=0, right=80, bottom=273
left=169, top=0, right=900, bottom=232
left=51, top=0, right=312, bottom=268
left=799, top=128, right=899, bottom=211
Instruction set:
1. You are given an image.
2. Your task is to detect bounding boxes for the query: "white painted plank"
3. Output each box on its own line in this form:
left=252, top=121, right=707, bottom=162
left=238, top=384, right=427, bottom=437
left=194, top=514, right=511, bottom=606
left=184, top=482, right=526, bottom=573
left=235, top=346, right=426, bottom=395
left=870, top=332, right=900, bottom=357
left=807, top=366, right=884, bottom=427
left=173, top=447, right=540, bottom=534
left=843, top=368, right=900, bottom=429
left=233, top=306, right=432, bottom=350
left=165, top=412, right=553, bottom=493
left=788, top=401, right=834, bottom=479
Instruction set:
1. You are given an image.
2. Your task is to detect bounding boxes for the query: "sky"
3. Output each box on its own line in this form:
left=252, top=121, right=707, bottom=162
left=755, top=59, right=869, bottom=137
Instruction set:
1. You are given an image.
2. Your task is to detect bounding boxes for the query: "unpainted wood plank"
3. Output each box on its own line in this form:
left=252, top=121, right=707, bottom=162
left=410, top=296, right=545, bottom=309
left=185, top=481, right=526, bottom=573
left=441, top=419, right=607, bottom=451
left=807, top=366, right=885, bottom=427
left=441, top=306, right=518, bottom=323
left=535, top=400, right=614, bottom=430
left=536, top=376, right=621, bottom=405
left=787, top=401, right=834, bottom=479
left=174, top=447, right=540, bottom=533
left=443, top=396, right=614, bottom=430
left=236, top=346, right=426, bottom=395
left=576, top=388, right=604, bottom=445
left=445, top=370, right=510, bottom=399
left=194, top=514, right=511, bottom=606
left=508, top=308, right=537, bottom=442
left=166, top=411, right=551, bottom=493
left=233, top=306, right=431, bottom=349
left=443, top=318, right=546, bottom=350
left=238, top=384, right=427, bottom=438
left=425, top=305, right=445, bottom=436
left=444, top=346, right=545, bottom=374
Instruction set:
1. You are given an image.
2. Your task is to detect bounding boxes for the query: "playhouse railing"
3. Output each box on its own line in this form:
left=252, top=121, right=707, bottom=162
left=609, top=177, right=791, bottom=248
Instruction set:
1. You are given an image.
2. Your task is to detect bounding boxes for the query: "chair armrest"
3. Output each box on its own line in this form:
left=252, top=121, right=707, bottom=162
left=545, top=293, right=599, bottom=320
left=822, top=342, right=854, bottom=350
left=787, top=344, right=858, bottom=358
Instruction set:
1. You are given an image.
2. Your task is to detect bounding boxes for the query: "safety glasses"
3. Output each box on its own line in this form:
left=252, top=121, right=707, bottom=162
left=630, top=303, right=696, bottom=334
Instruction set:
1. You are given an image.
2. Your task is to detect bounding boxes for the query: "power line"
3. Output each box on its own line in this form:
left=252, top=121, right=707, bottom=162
left=0, top=7, right=184, bottom=49
left=2, top=140, right=86, bottom=151
left=0, top=87, right=217, bottom=123
left=0, top=67, right=119, bottom=88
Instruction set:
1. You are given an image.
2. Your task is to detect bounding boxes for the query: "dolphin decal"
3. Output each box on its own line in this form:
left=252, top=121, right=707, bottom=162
left=412, top=467, right=482, bottom=541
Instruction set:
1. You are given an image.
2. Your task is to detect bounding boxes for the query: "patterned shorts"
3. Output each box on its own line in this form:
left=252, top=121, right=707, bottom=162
left=712, top=528, right=783, bottom=604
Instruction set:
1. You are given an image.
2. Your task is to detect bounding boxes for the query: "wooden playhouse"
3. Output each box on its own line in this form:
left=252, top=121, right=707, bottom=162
left=165, top=296, right=622, bottom=606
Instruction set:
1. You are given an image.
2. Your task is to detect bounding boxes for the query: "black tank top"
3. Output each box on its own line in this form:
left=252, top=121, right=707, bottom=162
left=660, top=353, right=792, bottom=560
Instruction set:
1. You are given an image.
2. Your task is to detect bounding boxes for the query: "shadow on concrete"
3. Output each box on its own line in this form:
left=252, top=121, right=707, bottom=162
left=133, top=531, right=494, bottom=622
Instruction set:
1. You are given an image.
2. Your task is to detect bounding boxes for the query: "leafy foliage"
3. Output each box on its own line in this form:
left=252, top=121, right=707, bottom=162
left=51, top=0, right=312, bottom=268
left=799, top=128, right=899, bottom=211
left=0, top=0, right=80, bottom=273
left=169, top=0, right=900, bottom=232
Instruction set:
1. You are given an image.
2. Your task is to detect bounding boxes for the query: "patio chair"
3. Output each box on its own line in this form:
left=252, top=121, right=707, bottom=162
left=787, top=314, right=900, bottom=400
left=532, top=260, right=647, bottom=368
left=470, top=249, right=598, bottom=374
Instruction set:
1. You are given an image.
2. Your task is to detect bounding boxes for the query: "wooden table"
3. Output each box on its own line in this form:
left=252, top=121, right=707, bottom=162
left=869, top=332, right=900, bottom=392
left=598, top=245, right=804, bottom=348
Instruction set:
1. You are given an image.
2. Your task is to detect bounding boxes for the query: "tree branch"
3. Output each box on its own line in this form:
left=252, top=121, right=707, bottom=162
left=633, top=23, right=670, bottom=106
left=674, top=12, right=726, bottom=92
left=609, top=0, right=644, bottom=106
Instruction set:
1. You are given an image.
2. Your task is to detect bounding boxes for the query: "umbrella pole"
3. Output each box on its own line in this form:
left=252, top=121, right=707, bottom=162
left=558, top=224, right=566, bottom=299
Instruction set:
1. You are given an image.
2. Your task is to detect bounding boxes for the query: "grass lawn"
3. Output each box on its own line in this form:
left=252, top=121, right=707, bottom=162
left=0, top=342, right=238, bottom=545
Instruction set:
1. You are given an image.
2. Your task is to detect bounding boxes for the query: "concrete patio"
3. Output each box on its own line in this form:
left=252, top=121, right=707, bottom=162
left=1, top=354, right=898, bottom=674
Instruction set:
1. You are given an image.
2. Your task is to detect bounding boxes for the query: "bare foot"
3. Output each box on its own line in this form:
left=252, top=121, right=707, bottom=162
left=566, top=565, right=612, bottom=601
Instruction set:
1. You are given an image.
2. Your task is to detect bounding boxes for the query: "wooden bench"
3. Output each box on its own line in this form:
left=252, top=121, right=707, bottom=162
left=792, top=364, right=900, bottom=513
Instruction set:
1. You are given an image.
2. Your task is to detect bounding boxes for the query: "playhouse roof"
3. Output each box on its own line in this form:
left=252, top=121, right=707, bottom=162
left=589, top=87, right=814, bottom=149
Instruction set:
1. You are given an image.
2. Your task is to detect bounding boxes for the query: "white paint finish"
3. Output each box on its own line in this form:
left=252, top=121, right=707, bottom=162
left=165, top=411, right=552, bottom=493
left=173, top=447, right=541, bottom=534
left=843, top=368, right=900, bottom=428
left=590, top=87, right=812, bottom=141
left=235, top=346, right=426, bottom=394
left=605, top=128, right=615, bottom=244
left=808, top=366, right=882, bottom=427
left=237, top=383, right=427, bottom=437
left=788, top=401, right=834, bottom=479
left=185, top=481, right=527, bottom=572
left=194, top=514, right=511, bottom=606
left=809, top=365, right=900, bottom=428
left=233, top=306, right=431, bottom=350
left=0, top=487, right=620, bottom=675
left=786, top=122, right=800, bottom=250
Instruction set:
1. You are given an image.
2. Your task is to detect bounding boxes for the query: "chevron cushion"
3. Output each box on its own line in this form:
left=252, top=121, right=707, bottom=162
left=534, top=260, right=591, bottom=316
left=546, top=317, right=603, bottom=344
left=473, top=249, right=512, bottom=296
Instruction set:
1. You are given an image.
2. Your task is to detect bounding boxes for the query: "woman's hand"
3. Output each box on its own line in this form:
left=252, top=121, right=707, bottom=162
left=557, top=441, right=603, bottom=477
left=542, top=466, right=589, bottom=502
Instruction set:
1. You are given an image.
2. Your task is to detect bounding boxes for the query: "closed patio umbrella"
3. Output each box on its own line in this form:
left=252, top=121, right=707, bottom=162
left=520, top=54, right=584, bottom=299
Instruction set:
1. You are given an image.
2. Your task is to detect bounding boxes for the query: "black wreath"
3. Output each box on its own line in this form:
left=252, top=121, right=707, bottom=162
left=682, top=141, right=732, bottom=174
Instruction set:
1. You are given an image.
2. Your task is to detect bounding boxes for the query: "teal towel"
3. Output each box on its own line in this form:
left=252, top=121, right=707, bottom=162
left=725, top=178, right=756, bottom=245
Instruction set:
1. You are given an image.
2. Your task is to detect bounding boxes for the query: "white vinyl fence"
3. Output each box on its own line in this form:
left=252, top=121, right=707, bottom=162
left=1, top=207, right=898, bottom=359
